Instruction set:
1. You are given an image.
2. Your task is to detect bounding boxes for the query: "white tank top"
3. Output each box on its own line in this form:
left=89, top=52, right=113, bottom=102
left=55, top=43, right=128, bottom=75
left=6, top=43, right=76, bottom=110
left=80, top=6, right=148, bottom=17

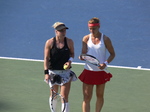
left=84, top=33, right=107, bottom=71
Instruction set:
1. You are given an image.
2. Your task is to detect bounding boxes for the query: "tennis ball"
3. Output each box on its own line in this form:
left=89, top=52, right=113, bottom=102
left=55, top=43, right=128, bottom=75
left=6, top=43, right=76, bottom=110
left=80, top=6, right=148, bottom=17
left=63, top=65, right=68, bottom=70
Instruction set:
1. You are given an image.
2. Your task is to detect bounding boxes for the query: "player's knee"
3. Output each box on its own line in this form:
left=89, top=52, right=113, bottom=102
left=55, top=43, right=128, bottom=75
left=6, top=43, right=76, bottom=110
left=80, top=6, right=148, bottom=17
left=62, top=94, right=69, bottom=102
left=83, top=95, right=92, bottom=102
left=96, top=94, right=104, bottom=100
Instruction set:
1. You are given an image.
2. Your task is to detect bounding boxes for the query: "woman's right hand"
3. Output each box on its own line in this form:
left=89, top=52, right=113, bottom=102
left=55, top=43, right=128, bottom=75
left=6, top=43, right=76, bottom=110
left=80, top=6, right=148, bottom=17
left=79, top=55, right=85, bottom=60
left=44, top=74, right=50, bottom=84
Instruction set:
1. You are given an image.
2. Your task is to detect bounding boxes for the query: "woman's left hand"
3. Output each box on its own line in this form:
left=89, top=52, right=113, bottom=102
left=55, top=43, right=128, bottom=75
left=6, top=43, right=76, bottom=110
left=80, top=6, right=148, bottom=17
left=98, top=63, right=107, bottom=70
left=63, top=61, right=71, bottom=69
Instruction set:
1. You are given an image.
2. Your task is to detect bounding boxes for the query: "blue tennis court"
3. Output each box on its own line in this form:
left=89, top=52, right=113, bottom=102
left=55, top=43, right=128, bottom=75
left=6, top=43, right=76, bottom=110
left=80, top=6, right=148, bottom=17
left=0, top=0, right=150, bottom=68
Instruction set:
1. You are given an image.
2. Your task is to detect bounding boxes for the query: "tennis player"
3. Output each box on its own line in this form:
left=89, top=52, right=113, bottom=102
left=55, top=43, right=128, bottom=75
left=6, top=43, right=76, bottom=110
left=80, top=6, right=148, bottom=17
left=78, top=17, right=115, bottom=112
left=44, top=22, right=77, bottom=112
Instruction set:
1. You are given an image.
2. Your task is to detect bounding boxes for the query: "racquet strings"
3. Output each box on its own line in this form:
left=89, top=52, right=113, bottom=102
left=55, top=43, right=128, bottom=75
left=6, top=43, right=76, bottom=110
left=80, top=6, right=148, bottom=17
left=82, top=55, right=100, bottom=66
left=52, top=95, right=65, bottom=112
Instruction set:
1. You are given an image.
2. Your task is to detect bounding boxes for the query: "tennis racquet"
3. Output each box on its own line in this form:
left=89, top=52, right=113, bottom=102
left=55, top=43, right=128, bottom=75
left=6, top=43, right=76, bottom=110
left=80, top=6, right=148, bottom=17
left=80, top=54, right=109, bottom=73
left=50, top=87, right=66, bottom=112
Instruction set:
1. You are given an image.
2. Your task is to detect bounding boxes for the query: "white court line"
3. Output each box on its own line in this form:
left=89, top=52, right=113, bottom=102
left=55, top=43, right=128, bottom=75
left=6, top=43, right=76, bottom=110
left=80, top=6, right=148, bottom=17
left=0, top=56, right=150, bottom=71
left=0, top=56, right=43, bottom=62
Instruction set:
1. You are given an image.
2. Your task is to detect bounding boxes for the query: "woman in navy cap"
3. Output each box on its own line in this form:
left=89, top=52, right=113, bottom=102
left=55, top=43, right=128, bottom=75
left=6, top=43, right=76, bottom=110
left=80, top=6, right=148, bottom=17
left=44, top=22, right=77, bottom=112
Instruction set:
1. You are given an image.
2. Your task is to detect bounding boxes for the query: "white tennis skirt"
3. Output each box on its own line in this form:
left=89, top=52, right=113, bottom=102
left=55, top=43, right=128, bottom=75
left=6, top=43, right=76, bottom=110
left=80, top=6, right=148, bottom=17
left=48, top=69, right=77, bottom=87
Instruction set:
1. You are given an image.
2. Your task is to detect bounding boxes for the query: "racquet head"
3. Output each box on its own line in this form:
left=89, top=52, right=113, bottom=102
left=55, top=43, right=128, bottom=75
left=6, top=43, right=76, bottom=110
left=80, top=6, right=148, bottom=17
left=51, top=94, right=66, bottom=112
left=81, top=54, right=100, bottom=66
left=50, top=88, right=66, bottom=112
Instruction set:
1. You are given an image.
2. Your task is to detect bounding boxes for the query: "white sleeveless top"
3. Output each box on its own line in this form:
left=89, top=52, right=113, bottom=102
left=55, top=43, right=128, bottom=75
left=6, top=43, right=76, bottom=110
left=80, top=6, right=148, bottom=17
left=84, top=33, right=107, bottom=71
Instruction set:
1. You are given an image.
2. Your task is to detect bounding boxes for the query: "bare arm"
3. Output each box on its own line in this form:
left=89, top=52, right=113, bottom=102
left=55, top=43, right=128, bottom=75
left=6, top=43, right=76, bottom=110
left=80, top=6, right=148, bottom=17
left=64, top=38, right=75, bottom=69
left=44, top=38, right=53, bottom=82
left=67, top=38, right=74, bottom=58
left=79, top=35, right=89, bottom=60
left=104, top=35, right=115, bottom=63
left=98, top=36, right=115, bottom=69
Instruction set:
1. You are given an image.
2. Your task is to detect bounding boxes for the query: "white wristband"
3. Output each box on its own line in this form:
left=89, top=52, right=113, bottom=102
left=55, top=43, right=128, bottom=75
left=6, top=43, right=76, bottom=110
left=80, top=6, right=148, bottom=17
left=69, top=57, right=74, bottom=62
left=104, top=61, right=108, bottom=66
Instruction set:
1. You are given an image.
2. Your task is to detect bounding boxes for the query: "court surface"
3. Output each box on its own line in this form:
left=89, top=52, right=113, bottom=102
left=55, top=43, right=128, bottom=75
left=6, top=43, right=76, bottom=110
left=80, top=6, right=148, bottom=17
left=0, top=58, right=150, bottom=112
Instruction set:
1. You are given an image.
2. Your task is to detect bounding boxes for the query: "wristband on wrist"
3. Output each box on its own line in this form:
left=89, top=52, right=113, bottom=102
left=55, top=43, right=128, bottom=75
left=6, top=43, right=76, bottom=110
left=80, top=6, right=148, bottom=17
left=69, top=57, right=74, bottom=62
left=104, top=61, right=108, bottom=66
left=44, top=69, right=49, bottom=75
